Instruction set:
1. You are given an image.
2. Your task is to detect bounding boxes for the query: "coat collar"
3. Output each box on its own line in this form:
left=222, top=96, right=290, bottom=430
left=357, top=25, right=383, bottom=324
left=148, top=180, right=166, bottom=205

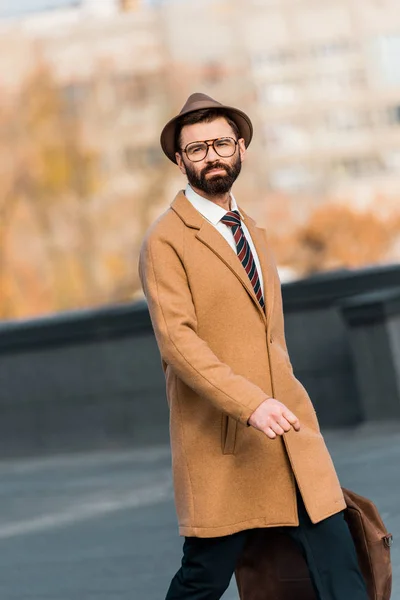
left=171, top=191, right=275, bottom=326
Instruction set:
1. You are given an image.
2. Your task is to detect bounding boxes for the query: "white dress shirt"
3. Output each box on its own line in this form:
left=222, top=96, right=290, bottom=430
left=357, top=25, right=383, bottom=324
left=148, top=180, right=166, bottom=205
left=184, top=184, right=264, bottom=297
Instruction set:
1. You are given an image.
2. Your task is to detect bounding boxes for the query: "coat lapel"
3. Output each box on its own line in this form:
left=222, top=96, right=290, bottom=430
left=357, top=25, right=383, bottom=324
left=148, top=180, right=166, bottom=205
left=171, top=191, right=274, bottom=326
left=195, top=222, right=267, bottom=324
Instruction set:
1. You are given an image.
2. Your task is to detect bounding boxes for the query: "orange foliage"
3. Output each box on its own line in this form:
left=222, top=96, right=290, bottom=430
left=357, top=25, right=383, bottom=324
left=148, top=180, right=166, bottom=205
left=0, top=61, right=101, bottom=318
left=270, top=202, right=397, bottom=277
left=0, top=58, right=172, bottom=319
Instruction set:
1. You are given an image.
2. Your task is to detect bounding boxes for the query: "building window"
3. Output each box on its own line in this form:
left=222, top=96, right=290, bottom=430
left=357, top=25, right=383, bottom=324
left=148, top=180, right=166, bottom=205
left=382, top=149, right=400, bottom=171
left=386, top=105, right=400, bottom=125
left=60, top=82, right=90, bottom=115
left=269, top=166, right=318, bottom=191
left=260, top=81, right=299, bottom=105
left=309, top=70, right=367, bottom=101
left=265, top=122, right=310, bottom=152
left=309, top=75, right=343, bottom=99
left=124, top=146, right=141, bottom=170
left=252, top=47, right=296, bottom=69
left=367, top=34, right=400, bottom=87
left=323, top=109, right=370, bottom=132
left=308, top=39, right=356, bottom=58
left=146, top=147, right=163, bottom=166
left=202, top=62, right=224, bottom=86
left=114, top=73, right=151, bottom=105
left=332, top=157, right=383, bottom=177
left=124, top=145, right=161, bottom=170
left=346, top=69, right=367, bottom=87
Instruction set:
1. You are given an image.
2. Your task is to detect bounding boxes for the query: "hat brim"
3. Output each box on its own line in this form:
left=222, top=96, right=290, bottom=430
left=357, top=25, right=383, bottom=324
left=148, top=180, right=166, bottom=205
left=160, top=104, right=253, bottom=164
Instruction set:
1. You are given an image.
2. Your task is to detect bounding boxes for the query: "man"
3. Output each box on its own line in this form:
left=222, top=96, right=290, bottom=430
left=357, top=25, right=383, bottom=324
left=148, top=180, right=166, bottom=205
left=138, top=93, right=368, bottom=600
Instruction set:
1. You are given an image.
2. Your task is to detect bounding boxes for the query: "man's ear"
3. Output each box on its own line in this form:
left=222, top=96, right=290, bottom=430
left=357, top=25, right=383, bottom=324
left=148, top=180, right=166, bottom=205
left=238, top=138, right=246, bottom=162
left=175, top=152, right=187, bottom=175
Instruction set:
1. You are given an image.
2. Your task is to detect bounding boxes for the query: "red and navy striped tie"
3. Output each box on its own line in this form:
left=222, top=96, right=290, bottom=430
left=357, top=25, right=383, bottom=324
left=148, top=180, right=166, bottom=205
left=221, top=210, right=265, bottom=311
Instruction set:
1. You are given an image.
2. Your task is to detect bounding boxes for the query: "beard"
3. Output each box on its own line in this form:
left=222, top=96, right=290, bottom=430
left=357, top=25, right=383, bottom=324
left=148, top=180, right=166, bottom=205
left=184, top=153, right=242, bottom=196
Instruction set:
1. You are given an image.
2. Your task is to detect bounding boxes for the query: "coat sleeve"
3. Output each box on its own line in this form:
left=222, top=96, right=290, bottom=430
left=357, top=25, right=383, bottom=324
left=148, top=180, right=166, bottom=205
left=138, top=232, right=269, bottom=426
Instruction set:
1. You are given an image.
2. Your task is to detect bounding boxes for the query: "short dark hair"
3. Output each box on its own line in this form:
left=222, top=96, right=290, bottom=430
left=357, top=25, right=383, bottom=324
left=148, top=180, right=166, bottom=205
left=174, top=108, right=241, bottom=154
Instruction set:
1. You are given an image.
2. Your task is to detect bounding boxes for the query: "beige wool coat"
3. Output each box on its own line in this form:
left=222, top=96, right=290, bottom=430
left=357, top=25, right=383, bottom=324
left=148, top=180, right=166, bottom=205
left=138, top=191, right=346, bottom=538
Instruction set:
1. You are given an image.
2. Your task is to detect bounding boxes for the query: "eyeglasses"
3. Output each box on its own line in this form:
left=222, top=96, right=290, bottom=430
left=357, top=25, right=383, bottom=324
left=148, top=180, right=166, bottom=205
left=181, top=137, right=238, bottom=162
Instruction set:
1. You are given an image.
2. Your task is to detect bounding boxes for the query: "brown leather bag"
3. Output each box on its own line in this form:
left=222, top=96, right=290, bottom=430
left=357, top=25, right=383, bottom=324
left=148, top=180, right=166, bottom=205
left=235, top=488, right=393, bottom=600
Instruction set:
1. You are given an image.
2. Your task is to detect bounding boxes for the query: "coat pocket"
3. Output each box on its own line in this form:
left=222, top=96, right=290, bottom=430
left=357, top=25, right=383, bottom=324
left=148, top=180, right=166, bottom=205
left=221, top=414, right=238, bottom=455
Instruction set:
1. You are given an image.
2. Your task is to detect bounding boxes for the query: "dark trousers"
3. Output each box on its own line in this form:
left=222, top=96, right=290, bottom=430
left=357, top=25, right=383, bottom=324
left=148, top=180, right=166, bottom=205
left=165, top=487, right=368, bottom=600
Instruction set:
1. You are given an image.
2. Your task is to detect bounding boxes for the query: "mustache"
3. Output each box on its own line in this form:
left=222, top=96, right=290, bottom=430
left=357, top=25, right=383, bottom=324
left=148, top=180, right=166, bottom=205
left=202, top=163, right=229, bottom=175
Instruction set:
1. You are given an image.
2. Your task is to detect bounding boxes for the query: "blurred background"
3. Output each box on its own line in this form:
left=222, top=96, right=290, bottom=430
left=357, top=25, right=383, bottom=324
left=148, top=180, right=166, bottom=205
left=1, top=0, right=400, bottom=319
left=0, top=2, right=400, bottom=599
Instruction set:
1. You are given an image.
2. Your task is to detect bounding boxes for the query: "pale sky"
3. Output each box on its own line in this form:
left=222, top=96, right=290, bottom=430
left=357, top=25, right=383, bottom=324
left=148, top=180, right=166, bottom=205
left=0, top=0, right=80, bottom=18
left=0, top=0, right=168, bottom=18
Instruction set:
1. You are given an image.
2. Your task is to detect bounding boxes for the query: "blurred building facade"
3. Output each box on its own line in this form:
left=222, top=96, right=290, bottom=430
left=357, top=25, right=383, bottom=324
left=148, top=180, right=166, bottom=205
left=2, top=0, right=400, bottom=205
left=245, top=0, right=400, bottom=208
left=1, top=0, right=400, bottom=319
left=0, top=0, right=167, bottom=190
left=157, top=0, right=400, bottom=210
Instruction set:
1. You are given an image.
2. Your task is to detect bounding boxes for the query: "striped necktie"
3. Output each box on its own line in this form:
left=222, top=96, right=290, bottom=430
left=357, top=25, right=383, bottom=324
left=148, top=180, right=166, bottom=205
left=220, top=210, right=265, bottom=311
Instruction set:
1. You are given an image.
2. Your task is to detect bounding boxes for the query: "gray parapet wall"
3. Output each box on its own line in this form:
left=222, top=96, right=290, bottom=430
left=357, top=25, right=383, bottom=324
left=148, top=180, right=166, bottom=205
left=340, top=288, right=400, bottom=421
left=0, top=264, right=399, bottom=457
left=281, top=264, right=400, bottom=427
left=0, top=300, right=169, bottom=457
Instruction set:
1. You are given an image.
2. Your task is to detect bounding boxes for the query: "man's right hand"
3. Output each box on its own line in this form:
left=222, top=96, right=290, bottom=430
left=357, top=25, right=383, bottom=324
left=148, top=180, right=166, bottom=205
left=248, top=398, right=300, bottom=439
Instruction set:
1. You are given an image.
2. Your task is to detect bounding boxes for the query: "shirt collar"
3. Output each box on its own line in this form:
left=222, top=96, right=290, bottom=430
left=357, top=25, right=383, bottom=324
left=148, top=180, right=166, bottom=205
left=184, top=184, right=243, bottom=225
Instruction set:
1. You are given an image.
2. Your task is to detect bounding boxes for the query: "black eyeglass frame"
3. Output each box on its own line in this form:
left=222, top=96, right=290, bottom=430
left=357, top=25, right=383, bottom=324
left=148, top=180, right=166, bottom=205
left=181, top=137, right=239, bottom=162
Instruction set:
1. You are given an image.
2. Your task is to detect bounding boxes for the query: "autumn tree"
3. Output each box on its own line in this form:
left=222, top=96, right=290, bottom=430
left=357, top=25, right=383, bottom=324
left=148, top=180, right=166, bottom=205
left=0, top=60, right=100, bottom=318
left=283, top=203, right=395, bottom=276
left=0, top=56, right=174, bottom=319
left=19, top=62, right=100, bottom=309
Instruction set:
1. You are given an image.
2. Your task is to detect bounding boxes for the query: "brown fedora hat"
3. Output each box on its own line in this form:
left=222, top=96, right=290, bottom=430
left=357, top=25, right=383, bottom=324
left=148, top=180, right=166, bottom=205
left=160, top=92, right=253, bottom=164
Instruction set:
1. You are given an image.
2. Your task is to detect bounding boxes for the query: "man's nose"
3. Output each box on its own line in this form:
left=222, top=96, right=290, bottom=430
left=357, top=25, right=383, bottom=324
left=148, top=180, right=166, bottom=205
left=205, top=145, right=219, bottom=162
